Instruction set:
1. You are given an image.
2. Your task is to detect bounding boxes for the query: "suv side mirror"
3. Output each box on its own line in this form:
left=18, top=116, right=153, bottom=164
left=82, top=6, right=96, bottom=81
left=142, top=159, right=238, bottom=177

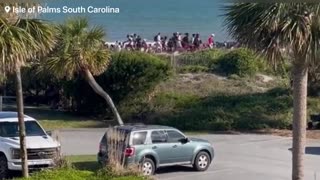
left=180, top=137, right=189, bottom=144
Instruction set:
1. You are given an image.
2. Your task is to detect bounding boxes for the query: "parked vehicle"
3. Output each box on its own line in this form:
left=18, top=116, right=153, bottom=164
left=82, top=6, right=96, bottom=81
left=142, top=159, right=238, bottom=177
left=97, top=124, right=214, bottom=175
left=0, top=112, right=60, bottom=179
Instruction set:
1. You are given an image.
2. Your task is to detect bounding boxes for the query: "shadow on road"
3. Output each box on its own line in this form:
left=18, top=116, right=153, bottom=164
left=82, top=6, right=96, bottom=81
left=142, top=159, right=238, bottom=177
left=288, top=147, right=320, bottom=155
left=156, top=165, right=195, bottom=174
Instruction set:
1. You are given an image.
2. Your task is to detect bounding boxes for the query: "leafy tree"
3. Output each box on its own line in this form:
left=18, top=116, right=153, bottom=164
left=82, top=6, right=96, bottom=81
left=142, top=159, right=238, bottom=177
left=0, top=15, right=56, bottom=177
left=44, top=17, right=124, bottom=125
left=224, top=3, right=320, bottom=180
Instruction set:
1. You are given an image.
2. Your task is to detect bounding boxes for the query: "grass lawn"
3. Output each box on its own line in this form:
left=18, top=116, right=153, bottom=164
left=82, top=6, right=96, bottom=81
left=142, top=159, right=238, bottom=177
left=3, top=105, right=112, bottom=130
left=67, top=155, right=99, bottom=171
left=15, top=155, right=148, bottom=180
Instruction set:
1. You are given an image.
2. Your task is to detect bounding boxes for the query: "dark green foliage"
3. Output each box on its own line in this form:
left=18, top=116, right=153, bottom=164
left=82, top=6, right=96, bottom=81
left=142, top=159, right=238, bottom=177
left=178, top=65, right=209, bottom=73
left=4, top=65, right=60, bottom=105
left=72, top=51, right=171, bottom=115
left=103, top=51, right=171, bottom=101
left=216, top=48, right=264, bottom=76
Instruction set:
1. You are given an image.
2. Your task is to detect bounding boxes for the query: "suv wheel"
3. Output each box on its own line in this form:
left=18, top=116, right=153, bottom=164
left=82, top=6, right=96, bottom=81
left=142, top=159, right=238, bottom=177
left=141, top=158, right=155, bottom=176
left=193, top=151, right=210, bottom=171
left=0, top=155, right=8, bottom=179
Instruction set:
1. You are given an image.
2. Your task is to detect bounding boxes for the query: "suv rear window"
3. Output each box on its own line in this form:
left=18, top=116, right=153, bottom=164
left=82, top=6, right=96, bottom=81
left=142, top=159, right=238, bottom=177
left=132, top=131, right=147, bottom=145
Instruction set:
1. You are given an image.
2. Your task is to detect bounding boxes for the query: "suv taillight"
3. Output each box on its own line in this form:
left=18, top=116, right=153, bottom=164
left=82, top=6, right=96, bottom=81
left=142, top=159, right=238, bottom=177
left=124, top=147, right=135, bottom=156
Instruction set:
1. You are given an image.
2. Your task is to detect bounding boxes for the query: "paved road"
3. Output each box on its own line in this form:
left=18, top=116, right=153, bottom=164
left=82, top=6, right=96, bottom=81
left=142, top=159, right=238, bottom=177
left=59, top=129, right=320, bottom=180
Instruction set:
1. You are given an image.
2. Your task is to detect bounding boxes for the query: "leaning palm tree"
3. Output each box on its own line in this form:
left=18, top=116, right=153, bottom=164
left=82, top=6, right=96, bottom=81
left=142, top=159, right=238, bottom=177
left=224, top=3, right=320, bottom=180
left=0, top=16, right=56, bottom=178
left=44, top=17, right=124, bottom=126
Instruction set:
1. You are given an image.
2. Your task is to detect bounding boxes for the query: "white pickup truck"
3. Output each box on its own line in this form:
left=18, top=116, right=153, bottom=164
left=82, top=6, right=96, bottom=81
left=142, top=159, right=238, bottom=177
left=0, top=112, right=60, bottom=179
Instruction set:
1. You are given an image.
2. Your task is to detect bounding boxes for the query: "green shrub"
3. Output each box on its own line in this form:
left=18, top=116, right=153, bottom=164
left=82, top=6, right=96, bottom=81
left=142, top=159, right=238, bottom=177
left=71, top=51, right=171, bottom=116
left=176, top=49, right=224, bottom=68
left=104, top=51, right=171, bottom=100
left=152, top=88, right=293, bottom=131
left=178, top=65, right=209, bottom=73
left=216, top=48, right=265, bottom=76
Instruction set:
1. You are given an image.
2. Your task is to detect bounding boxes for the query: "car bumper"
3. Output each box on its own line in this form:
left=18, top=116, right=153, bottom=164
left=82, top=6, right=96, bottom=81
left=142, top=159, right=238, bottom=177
left=8, top=159, right=54, bottom=171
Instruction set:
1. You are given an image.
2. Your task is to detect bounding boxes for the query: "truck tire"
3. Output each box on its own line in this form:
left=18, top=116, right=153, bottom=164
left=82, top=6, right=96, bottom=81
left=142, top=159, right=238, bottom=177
left=193, top=151, right=210, bottom=171
left=0, top=155, right=8, bottom=180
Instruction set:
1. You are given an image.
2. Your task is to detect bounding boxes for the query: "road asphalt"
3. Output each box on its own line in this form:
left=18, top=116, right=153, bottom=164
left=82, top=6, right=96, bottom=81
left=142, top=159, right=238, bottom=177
left=59, top=129, right=320, bottom=180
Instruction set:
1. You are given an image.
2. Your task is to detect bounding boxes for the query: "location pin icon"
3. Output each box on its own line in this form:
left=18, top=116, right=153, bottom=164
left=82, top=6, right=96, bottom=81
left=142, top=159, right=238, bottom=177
left=4, top=6, right=11, bottom=13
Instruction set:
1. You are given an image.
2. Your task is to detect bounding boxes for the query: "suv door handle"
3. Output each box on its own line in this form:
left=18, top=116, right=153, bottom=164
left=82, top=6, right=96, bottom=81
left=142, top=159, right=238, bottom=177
left=152, top=146, right=157, bottom=149
left=172, top=145, right=177, bottom=148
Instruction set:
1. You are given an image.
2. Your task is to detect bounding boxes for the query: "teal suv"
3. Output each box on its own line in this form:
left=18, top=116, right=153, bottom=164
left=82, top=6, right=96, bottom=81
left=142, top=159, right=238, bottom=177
left=97, top=125, right=214, bottom=175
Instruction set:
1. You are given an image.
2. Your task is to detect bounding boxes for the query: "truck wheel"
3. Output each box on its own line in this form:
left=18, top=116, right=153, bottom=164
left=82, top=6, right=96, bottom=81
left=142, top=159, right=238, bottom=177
left=0, top=155, right=8, bottom=180
left=141, top=158, right=155, bottom=176
left=193, top=151, right=210, bottom=171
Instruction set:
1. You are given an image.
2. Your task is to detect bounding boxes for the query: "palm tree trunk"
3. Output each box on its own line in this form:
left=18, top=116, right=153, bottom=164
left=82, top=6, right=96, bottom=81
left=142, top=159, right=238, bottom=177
left=15, top=65, right=28, bottom=177
left=292, top=62, right=308, bottom=180
left=82, top=68, right=124, bottom=126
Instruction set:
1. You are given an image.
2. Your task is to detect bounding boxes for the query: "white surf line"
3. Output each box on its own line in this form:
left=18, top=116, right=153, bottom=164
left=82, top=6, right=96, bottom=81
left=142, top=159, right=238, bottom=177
left=158, top=168, right=232, bottom=180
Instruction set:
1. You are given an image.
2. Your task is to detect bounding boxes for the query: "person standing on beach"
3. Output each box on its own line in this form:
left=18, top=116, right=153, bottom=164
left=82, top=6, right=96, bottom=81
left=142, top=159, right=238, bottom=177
left=176, top=32, right=183, bottom=51
left=194, top=33, right=201, bottom=50
left=133, top=33, right=138, bottom=48
left=191, top=34, right=196, bottom=51
left=182, top=33, right=189, bottom=50
left=168, top=36, right=174, bottom=52
left=124, top=34, right=134, bottom=50
left=208, top=34, right=215, bottom=49
left=136, top=35, right=142, bottom=50
left=154, top=33, right=162, bottom=52
left=142, top=39, right=148, bottom=52
left=162, top=36, right=168, bottom=52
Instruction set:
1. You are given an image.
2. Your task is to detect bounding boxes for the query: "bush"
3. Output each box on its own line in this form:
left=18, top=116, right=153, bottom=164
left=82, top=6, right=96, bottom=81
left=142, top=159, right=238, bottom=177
left=102, top=51, right=171, bottom=101
left=216, top=48, right=265, bottom=76
left=151, top=88, right=293, bottom=131
left=71, top=51, right=171, bottom=116
left=178, top=65, right=209, bottom=73
left=176, top=49, right=224, bottom=68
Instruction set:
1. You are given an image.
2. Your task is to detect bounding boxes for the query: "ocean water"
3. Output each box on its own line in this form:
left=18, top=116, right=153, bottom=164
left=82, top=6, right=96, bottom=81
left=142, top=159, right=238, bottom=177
left=42, top=0, right=230, bottom=42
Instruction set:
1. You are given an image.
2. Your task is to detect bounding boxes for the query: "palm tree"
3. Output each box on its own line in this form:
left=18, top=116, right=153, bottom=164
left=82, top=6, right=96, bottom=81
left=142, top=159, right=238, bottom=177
left=224, top=3, right=320, bottom=180
left=0, top=16, right=56, bottom=177
left=44, top=17, right=124, bottom=126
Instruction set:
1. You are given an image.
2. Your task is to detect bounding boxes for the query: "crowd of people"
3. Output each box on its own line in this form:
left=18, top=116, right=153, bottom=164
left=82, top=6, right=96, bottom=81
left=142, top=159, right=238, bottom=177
left=105, top=32, right=240, bottom=53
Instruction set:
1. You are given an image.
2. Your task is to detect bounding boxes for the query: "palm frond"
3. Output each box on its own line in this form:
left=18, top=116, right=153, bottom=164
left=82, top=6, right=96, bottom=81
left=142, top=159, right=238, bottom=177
left=223, top=3, right=320, bottom=67
left=43, top=17, right=110, bottom=79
